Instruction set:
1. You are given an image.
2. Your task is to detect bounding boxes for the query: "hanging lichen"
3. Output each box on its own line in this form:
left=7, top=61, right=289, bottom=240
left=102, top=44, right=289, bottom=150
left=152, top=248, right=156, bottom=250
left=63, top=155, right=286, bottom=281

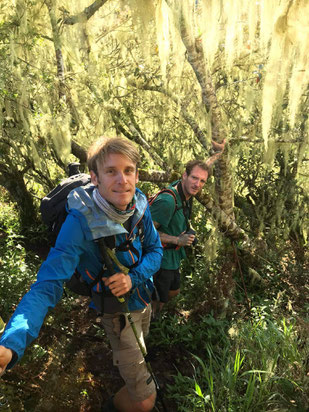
left=287, top=0, right=309, bottom=127
left=50, top=114, right=72, bottom=163
left=155, top=0, right=170, bottom=79
left=124, top=0, right=308, bottom=151
left=200, top=0, right=222, bottom=69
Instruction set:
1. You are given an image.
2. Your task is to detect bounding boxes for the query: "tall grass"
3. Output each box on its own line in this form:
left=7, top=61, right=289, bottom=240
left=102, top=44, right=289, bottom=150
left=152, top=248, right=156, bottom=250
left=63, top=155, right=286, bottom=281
left=163, top=308, right=308, bottom=411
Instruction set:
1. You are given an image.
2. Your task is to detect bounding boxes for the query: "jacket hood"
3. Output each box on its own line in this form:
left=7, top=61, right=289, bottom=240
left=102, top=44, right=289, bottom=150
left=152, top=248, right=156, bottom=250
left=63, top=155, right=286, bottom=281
left=67, top=184, right=148, bottom=241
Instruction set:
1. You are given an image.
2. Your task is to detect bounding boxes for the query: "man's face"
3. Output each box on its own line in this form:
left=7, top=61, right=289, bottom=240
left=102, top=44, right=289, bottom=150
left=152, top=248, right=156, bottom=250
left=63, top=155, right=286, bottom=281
left=182, top=166, right=208, bottom=199
left=90, top=153, right=139, bottom=210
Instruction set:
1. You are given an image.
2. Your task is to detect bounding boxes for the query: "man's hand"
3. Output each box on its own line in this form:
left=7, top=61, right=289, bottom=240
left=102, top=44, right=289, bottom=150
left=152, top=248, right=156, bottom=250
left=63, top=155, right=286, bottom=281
left=177, top=232, right=195, bottom=247
left=0, top=346, right=13, bottom=377
left=103, top=273, right=132, bottom=297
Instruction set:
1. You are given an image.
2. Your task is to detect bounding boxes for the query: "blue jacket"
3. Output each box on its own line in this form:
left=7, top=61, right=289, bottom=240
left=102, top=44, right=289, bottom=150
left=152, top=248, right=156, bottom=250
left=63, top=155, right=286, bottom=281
left=0, top=186, right=162, bottom=368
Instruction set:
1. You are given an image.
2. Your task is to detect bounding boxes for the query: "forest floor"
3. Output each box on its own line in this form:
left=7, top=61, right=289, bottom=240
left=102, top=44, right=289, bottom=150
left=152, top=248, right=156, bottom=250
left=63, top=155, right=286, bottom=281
left=1, top=295, right=180, bottom=412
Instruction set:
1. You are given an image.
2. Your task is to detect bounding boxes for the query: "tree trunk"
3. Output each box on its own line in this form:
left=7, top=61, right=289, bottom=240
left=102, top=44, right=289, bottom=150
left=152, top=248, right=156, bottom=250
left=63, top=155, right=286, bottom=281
left=179, top=13, right=235, bottom=220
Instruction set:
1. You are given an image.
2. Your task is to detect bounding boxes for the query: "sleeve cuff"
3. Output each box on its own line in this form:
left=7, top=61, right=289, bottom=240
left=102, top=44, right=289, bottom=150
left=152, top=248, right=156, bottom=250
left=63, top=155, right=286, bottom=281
left=7, top=349, right=18, bottom=370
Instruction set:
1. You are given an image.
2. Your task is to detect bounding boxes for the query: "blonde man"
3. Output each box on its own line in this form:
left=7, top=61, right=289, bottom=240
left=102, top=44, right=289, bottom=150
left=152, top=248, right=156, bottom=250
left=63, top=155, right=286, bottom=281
left=0, top=137, right=162, bottom=412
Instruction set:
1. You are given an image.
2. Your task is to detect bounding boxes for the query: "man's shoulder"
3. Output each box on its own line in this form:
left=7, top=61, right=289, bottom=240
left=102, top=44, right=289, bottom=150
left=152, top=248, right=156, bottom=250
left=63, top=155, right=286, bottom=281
left=150, top=190, right=177, bottom=214
left=158, top=189, right=177, bottom=202
left=151, top=181, right=180, bottom=205
left=149, top=190, right=180, bottom=227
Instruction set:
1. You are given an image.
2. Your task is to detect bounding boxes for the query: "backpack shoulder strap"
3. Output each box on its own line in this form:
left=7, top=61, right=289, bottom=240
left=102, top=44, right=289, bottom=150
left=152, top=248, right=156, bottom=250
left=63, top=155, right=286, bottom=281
left=149, top=186, right=180, bottom=216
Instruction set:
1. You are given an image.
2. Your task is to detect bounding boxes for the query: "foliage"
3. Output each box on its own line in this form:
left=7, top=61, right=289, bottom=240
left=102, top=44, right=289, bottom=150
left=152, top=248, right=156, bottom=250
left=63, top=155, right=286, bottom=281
left=235, top=146, right=308, bottom=250
left=151, top=233, right=308, bottom=411
left=0, top=198, right=40, bottom=318
left=155, top=310, right=308, bottom=412
left=149, top=313, right=229, bottom=354
left=0, top=0, right=307, bottom=239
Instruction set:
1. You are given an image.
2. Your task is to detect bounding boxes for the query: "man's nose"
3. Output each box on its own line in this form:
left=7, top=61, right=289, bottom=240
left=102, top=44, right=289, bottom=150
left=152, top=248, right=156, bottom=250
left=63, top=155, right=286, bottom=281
left=117, top=172, right=127, bottom=183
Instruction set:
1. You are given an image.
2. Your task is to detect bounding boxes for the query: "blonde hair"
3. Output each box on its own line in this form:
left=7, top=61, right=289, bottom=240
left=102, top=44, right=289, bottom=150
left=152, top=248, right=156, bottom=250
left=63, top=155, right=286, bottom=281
left=87, top=137, right=140, bottom=175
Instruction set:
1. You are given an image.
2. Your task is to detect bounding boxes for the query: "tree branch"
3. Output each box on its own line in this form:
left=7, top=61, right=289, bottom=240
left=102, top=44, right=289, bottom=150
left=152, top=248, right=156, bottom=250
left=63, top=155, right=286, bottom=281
left=196, top=191, right=248, bottom=241
left=139, top=169, right=179, bottom=183
left=177, top=7, right=235, bottom=219
left=110, top=108, right=169, bottom=171
left=71, top=140, right=88, bottom=164
left=63, top=0, right=109, bottom=25
left=135, top=83, right=208, bottom=150
left=46, top=1, right=65, bottom=96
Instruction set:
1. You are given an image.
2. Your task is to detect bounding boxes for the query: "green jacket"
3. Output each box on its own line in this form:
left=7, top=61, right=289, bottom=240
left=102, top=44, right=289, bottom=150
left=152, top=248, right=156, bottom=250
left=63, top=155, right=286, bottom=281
left=150, top=181, right=189, bottom=270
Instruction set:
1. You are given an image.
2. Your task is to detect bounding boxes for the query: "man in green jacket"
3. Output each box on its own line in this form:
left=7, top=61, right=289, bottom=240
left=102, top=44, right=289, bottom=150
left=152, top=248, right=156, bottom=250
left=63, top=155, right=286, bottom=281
left=150, top=140, right=225, bottom=317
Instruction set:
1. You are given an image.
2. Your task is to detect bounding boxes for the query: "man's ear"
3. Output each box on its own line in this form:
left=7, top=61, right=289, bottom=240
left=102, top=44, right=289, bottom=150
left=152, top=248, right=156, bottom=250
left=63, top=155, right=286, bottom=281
left=135, top=170, right=139, bottom=184
left=182, top=171, right=188, bottom=180
left=90, top=170, right=98, bottom=186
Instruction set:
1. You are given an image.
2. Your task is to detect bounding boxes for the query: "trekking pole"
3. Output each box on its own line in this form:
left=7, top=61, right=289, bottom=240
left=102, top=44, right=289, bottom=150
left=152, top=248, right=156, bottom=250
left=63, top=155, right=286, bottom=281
left=98, top=239, right=168, bottom=412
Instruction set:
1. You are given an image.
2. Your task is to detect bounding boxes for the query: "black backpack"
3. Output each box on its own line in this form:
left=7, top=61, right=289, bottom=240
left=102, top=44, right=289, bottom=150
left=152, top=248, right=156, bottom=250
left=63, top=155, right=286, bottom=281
left=40, top=173, right=91, bottom=245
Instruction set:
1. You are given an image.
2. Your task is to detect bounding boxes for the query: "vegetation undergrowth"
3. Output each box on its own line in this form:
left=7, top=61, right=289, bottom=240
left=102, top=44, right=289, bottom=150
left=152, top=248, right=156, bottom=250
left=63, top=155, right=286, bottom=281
left=149, top=308, right=308, bottom=411
left=0, top=199, right=41, bottom=319
left=147, top=238, right=309, bottom=412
